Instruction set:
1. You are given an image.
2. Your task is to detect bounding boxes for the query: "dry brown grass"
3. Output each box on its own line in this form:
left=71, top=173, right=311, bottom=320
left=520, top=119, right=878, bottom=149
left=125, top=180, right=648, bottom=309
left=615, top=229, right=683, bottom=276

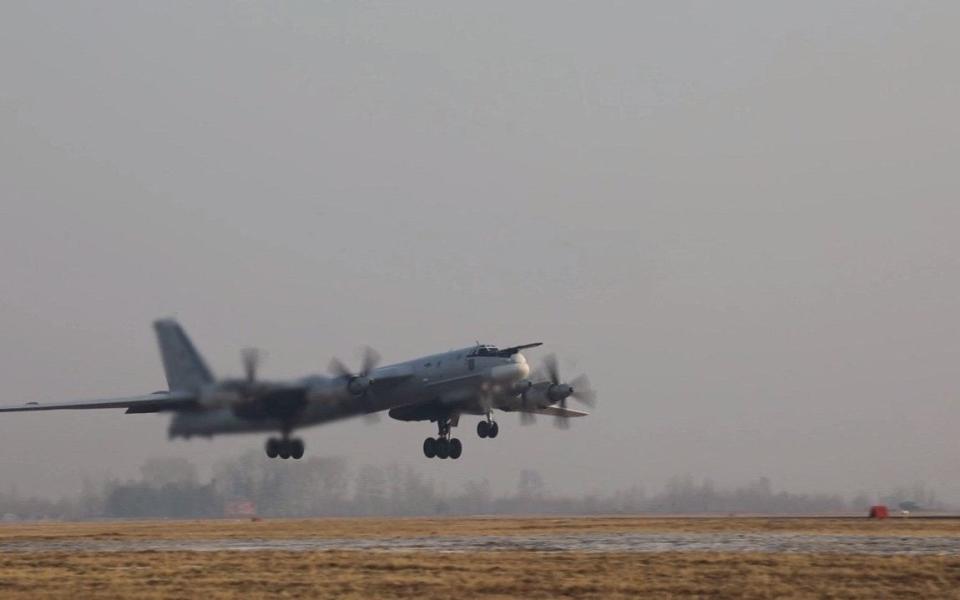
left=1, top=515, right=958, bottom=542
left=0, top=550, right=958, bottom=599
left=1, top=518, right=958, bottom=598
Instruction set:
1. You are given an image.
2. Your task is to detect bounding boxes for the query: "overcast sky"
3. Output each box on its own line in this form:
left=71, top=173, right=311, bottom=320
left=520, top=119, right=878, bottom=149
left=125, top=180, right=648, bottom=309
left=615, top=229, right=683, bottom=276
left=2, top=1, right=959, bottom=502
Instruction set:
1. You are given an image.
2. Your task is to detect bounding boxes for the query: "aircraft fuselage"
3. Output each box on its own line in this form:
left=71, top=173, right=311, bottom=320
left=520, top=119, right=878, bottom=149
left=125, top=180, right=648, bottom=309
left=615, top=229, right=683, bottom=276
left=167, top=347, right=530, bottom=438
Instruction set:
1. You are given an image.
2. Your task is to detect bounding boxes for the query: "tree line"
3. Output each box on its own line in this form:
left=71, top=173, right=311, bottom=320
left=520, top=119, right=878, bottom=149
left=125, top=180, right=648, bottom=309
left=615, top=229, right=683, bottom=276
left=0, top=453, right=946, bottom=520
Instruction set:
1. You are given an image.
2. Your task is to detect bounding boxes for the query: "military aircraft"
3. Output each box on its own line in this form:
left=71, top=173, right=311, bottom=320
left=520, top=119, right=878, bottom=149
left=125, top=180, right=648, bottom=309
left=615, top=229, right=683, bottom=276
left=0, top=319, right=595, bottom=460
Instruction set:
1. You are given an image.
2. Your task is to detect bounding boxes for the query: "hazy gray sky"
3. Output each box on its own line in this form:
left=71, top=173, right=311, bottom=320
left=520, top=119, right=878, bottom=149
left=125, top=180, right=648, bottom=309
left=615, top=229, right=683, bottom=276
left=2, top=2, right=959, bottom=502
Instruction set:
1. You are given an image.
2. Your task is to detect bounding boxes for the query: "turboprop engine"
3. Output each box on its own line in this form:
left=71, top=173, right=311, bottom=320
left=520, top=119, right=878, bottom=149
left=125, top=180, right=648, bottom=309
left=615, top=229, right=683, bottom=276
left=325, top=346, right=383, bottom=422
left=519, top=380, right=560, bottom=410
left=328, top=346, right=380, bottom=398
left=197, top=347, right=265, bottom=409
left=194, top=349, right=309, bottom=422
left=515, top=354, right=597, bottom=426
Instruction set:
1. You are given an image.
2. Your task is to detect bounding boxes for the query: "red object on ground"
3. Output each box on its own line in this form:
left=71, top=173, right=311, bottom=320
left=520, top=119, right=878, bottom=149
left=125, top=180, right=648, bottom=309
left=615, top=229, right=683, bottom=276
left=869, top=505, right=889, bottom=519
left=224, top=500, right=257, bottom=518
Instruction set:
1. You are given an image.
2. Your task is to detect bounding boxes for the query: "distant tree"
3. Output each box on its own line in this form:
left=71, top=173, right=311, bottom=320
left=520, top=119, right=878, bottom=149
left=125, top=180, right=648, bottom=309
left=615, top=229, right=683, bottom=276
left=211, top=451, right=352, bottom=517
left=354, top=465, right=388, bottom=515
left=384, top=465, right=437, bottom=516
left=139, top=457, right=199, bottom=486
left=456, top=479, right=493, bottom=514
left=517, top=469, right=545, bottom=501
left=850, top=492, right=872, bottom=511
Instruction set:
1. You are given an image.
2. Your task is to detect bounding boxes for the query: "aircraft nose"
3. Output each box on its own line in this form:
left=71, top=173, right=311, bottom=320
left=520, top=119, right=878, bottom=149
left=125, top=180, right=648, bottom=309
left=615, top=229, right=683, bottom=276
left=518, top=360, right=530, bottom=379
left=491, top=360, right=530, bottom=382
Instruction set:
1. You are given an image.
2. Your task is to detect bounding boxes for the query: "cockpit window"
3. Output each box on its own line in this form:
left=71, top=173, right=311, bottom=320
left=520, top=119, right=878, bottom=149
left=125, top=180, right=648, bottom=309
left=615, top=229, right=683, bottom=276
left=468, top=345, right=499, bottom=357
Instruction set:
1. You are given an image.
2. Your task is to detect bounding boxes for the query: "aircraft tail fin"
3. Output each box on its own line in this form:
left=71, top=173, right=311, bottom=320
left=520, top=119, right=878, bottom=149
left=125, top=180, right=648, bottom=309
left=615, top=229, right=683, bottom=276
left=153, top=319, right=215, bottom=392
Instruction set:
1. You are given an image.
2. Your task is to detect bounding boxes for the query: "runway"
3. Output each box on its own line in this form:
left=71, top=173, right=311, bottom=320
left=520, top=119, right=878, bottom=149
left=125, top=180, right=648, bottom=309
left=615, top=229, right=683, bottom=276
left=1, top=531, right=956, bottom=555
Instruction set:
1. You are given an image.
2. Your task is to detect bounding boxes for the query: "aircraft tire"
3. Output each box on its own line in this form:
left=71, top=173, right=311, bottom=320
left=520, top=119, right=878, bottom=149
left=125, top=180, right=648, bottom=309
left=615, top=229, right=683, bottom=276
left=436, top=438, right=450, bottom=459
left=449, top=438, right=463, bottom=459
left=290, top=438, right=305, bottom=460
left=423, top=437, right=437, bottom=458
left=278, top=441, right=291, bottom=459
left=488, top=422, right=499, bottom=438
left=477, top=421, right=489, bottom=438
left=266, top=438, right=280, bottom=459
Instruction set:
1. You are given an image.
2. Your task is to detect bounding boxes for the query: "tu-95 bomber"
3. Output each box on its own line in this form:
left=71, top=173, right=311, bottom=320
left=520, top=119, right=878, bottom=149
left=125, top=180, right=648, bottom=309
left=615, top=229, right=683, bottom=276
left=0, top=320, right=596, bottom=460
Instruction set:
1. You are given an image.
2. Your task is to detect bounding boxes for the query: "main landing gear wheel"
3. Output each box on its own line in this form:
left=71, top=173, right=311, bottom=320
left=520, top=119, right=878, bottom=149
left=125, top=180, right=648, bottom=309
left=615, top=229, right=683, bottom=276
left=449, top=438, right=462, bottom=459
left=423, top=437, right=437, bottom=458
left=436, top=438, right=450, bottom=459
left=266, top=438, right=280, bottom=458
left=289, top=438, right=305, bottom=460
left=265, top=437, right=305, bottom=460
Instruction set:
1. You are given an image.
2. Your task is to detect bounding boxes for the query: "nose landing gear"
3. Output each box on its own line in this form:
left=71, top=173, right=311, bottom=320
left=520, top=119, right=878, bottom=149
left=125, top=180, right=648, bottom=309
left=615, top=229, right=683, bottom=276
left=477, top=417, right=499, bottom=439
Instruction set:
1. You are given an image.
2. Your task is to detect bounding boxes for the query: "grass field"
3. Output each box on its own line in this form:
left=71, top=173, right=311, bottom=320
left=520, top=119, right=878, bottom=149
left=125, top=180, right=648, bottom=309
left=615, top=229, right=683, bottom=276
left=1, top=517, right=958, bottom=599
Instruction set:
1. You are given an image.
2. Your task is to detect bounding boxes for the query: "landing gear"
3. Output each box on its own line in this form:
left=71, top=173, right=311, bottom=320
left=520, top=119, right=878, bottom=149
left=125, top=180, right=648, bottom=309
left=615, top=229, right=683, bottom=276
left=289, top=438, right=305, bottom=459
left=266, top=438, right=280, bottom=458
left=436, top=438, right=450, bottom=459
left=423, top=435, right=462, bottom=459
left=423, top=416, right=462, bottom=459
left=265, top=436, right=305, bottom=460
left=477, top=418, right=499, bottom=439
left=448, top=438, right=462, bottom=459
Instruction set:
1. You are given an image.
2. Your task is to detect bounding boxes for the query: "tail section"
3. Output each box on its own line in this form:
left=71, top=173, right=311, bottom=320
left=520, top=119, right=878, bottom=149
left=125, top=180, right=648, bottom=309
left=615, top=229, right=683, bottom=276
left=153, top=319, right=215, bottom=392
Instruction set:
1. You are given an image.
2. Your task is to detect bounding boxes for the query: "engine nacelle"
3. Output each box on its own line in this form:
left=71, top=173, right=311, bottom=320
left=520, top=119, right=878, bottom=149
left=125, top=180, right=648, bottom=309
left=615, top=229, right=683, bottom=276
left=198, top=384, right=244, bottom=409
left=519, top=380, right=574, bottom=409
left=303, top=375, right=371, bottom=404
left=520, top=381, right=554, bottom=409
left=347, top=376, right=372, bottom=396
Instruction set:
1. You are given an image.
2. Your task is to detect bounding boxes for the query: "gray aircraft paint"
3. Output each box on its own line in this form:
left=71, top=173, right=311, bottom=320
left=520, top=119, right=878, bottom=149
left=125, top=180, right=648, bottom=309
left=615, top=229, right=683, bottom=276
left=0, top=320, right=586, bottom=458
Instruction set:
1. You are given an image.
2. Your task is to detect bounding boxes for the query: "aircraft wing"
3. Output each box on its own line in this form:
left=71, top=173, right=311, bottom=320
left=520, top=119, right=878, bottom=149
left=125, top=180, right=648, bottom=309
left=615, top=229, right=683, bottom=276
left=0, top=391, right=197, bottom=413
left=521, top=405, right=589, bottom=418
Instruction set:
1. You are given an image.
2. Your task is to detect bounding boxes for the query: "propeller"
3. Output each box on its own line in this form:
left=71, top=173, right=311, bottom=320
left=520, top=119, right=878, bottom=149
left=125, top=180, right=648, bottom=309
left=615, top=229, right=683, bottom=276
left=329, top=346, right=381, bottom=392
left=543, top=354, right=560, bottom=384
left=328, top=346, right=382, bottom=421
left=513, top=380, right=538, bottom=425
left=241, top=347, right=263, bottom=384
left=567, top=374, right=597, bottom=407
left=539, top=354, right=597, bottom=428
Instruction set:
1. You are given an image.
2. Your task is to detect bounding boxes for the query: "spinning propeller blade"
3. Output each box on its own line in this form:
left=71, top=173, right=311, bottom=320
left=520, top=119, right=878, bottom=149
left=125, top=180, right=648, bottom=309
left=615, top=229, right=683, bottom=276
left=537, top=354, right=597, bottom=428
left=328, top=347, right=383, bottom=417
left=241, top=348, right=262, bottom=383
